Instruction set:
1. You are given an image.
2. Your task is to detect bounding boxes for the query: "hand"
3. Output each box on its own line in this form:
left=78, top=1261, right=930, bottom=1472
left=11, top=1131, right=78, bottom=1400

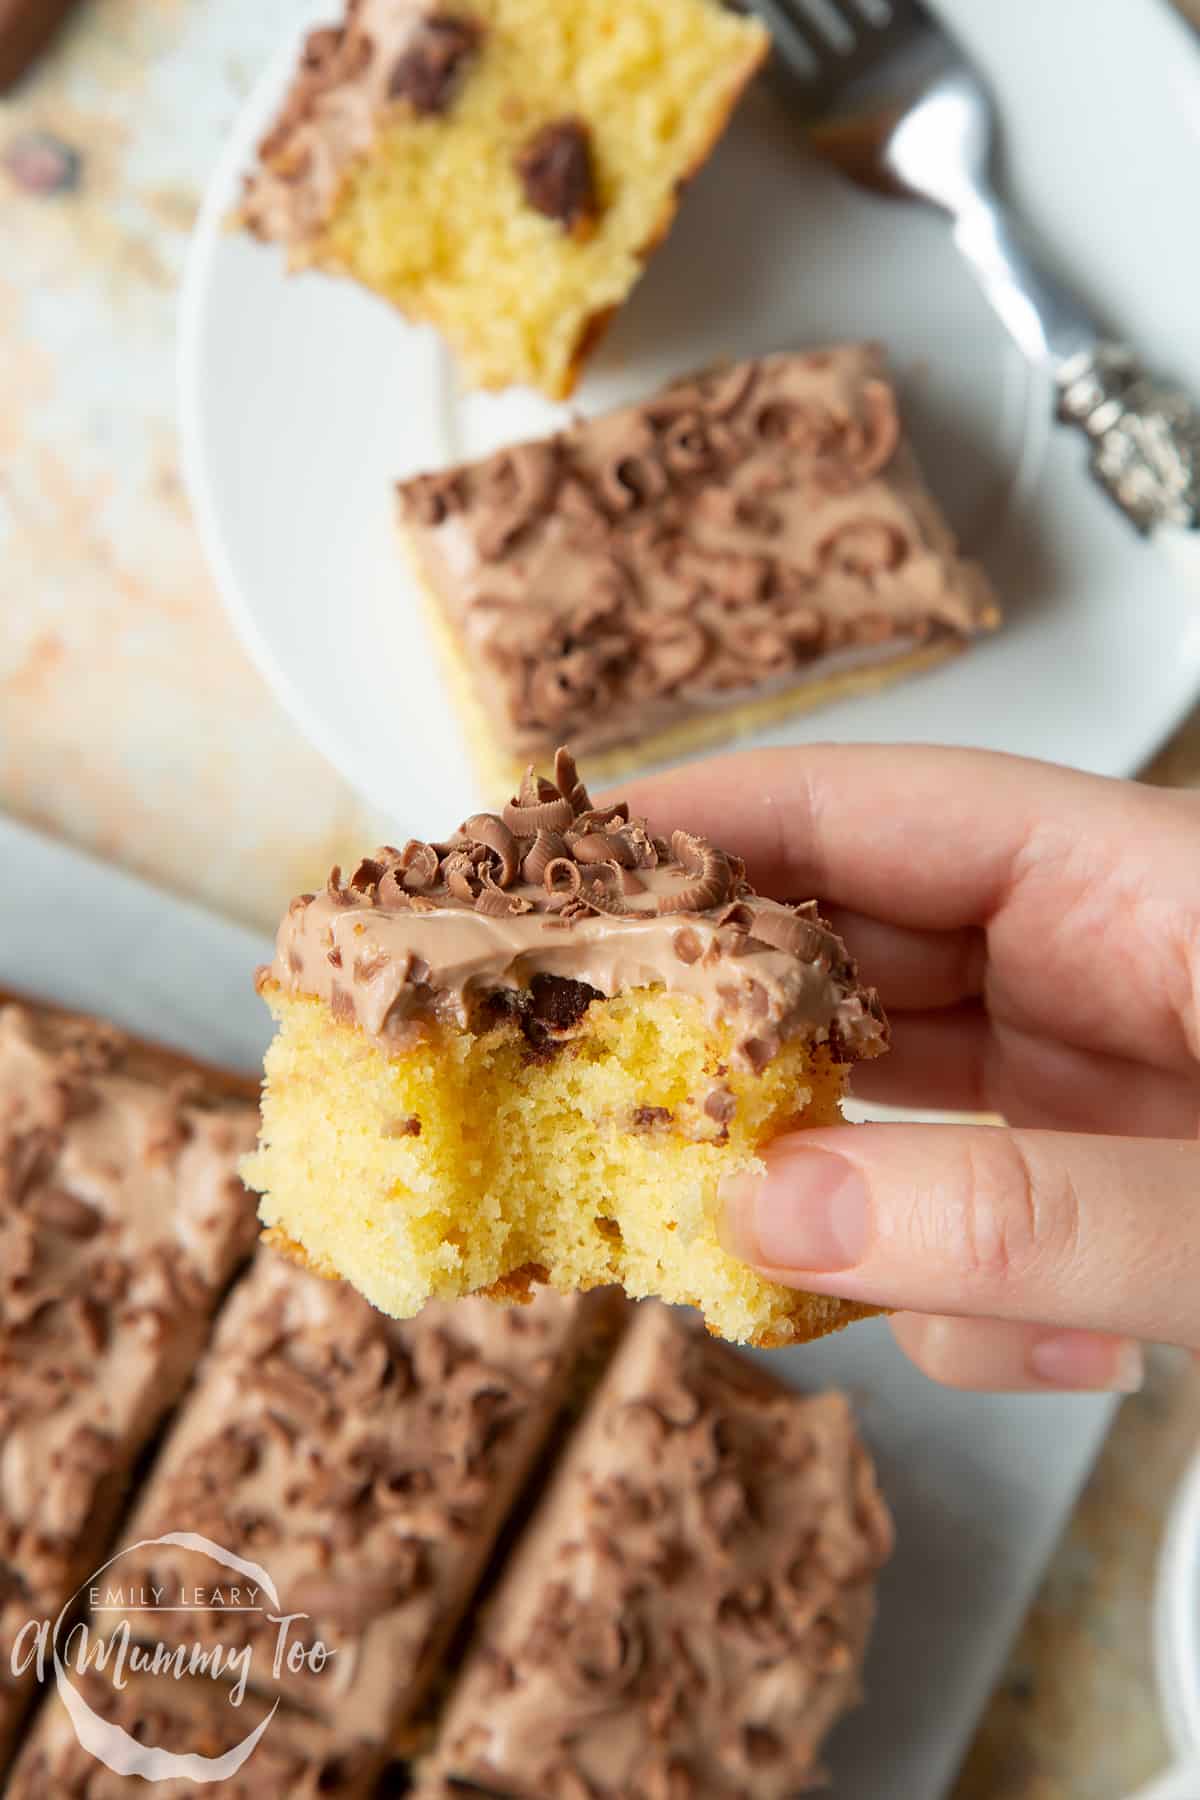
left=627, top=746, right=1200, bottom=1391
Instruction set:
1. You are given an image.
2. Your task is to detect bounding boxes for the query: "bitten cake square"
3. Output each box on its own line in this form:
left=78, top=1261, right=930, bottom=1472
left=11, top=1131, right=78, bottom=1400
left=245, top=749, right=888, bottom=1347
left=108, top=1253, right=588, bottom=1747
left=0, top=1002, right=258, bottom=1770
left=396, top=346, right=1001, bottom=785
left=412, top=1302, right=895, bottom=1799
left=241, top=0, right=769, bottom=397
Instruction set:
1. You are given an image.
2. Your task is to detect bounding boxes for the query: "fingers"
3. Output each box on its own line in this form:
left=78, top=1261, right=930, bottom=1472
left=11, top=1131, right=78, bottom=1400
left=622, top=746, right=1200, bottom=1077
left=621, top=744, right=1121, bottom=928
left=889, top=1313, right=1144, bottom=1394
left=721, top=1123, right=1200, bottom=1347
left=850, top=1006, right=1200, bottom=1138
left=823, top=909, right=986, bottom=1012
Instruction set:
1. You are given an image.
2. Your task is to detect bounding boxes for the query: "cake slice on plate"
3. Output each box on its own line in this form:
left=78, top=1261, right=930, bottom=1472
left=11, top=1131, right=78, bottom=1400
left=241, top=0, right=768, bottom=397
left=396, top=346, right=1001, bottom=787
left=245, top=749, right=888, bottom=1347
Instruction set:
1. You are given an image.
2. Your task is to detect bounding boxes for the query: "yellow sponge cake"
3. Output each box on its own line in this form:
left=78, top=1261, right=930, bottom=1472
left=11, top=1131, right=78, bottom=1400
left=241, top=0, right=769, bottom=396
left=244, top=749, right=889, bottom=1346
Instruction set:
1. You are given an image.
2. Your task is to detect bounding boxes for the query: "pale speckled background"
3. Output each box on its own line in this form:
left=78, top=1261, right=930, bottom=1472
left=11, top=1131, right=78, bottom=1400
left=1, top=3, right=1199, bottom=1795
left=0, top=0, right=383, bottom=930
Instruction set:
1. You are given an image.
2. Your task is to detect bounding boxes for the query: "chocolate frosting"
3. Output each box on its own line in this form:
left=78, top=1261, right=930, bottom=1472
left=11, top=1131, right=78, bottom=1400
left=0, top=1004, right=258, bottom=1746
left=7, top=1669, right=379, bottom=1799
left=264, top=748, right=887, bottom=1074
left=114, top=1256, right=583, bottom=1743
left=398, top=346, right=1000, bottom=757
left=417, top=1303, right=894, bottom=1799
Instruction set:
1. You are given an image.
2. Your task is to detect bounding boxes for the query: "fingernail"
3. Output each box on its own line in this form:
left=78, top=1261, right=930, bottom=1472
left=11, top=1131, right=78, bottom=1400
left=719, top=1149, right=869, bottom=1272
left=1028, top=1331, right=1145, bottom=1394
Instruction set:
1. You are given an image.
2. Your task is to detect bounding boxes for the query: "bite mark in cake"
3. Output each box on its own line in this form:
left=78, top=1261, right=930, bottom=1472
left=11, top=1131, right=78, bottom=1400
left=245, top=749, right=887, bottom=1346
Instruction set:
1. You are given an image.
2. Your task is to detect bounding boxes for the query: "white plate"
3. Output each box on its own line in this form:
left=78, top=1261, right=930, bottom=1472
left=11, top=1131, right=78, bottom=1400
left=1131, top=1447, right=1200, bottom=1798
left=1156, top=1446, right=1200, bottom=1764
left=0, top=810, right=1115, bottom=1799
left=180, top=0, right=1200, bottom=832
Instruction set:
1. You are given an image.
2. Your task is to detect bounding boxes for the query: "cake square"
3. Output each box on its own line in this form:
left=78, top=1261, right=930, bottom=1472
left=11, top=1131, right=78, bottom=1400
left=245, top=748, right=888, bottom=1348
left=0, top=1001, right=259, bottom=1770
left=6, top=1670, right=381, bottom=1798
left=413, top=1302, right=895, bottom=1799
left=107, top=1252, right=590, bottom=1746
left=396, top=346, right=1000, bottom=786
left=241, top=0, right=769, bottom=397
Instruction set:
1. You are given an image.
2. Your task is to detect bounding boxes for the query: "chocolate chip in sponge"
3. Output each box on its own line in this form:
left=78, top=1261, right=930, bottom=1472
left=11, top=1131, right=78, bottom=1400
left=240, top=0, right=769, bottom=397
left=245, top=749, right=888, bottom=1346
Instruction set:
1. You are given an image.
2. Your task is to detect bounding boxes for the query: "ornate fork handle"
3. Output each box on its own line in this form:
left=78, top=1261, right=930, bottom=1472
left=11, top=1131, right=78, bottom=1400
left=1055, top=343, right=1200, bottom=534
left=866, top=57, right=1200, bottom=539
left=949, top=188, right=1200, bottom=535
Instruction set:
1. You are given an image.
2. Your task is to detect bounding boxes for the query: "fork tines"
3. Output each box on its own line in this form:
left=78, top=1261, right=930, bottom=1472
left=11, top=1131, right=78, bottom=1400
left=751, top=0, right=931, bottom=109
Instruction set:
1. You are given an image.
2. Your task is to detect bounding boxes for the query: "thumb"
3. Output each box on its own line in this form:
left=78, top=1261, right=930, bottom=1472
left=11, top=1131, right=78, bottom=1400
left=720, top=1124, right=1200, bottom=1349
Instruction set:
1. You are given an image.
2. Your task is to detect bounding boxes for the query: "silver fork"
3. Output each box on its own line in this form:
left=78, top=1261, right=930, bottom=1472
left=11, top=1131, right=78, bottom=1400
left=749, top=0, right=1200, bottom=534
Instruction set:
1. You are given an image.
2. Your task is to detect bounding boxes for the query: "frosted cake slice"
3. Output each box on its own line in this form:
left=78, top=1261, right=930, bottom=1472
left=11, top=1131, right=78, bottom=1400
left=397, top=346, right=1000, bottom=787
left=413, top=1302, right=895, bottom=1798
left=245, top=748, right=888, bottom=1347
left=6, top=1670, right=381, bottom=1798
left=241, top=0, right=768, bottom=397
left=109, top=1253, right=590, bottom=1744
left=0, top=1001, right=258, bottom=1770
